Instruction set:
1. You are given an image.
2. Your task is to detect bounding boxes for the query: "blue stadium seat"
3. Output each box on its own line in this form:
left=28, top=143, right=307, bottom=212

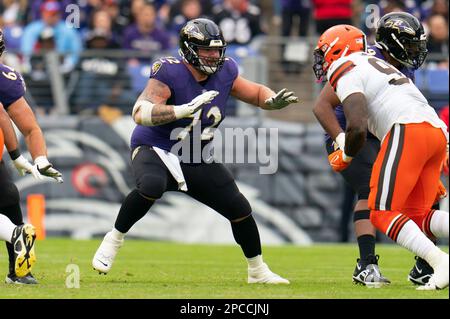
left=426, top=69, right=449, bottom=94
left=413, top=69, right=425, bottom=88
left=127, top=64, right=150, bottom=93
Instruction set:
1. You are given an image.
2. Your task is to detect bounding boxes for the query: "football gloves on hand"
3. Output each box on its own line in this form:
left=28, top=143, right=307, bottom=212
left=31, top=156, right=64, bottom=183
left=175, top=90, right=219, bottom=119
left=264, top=88, right=299, bottom=110
left=13, top=155, right=34, bottom=177
left=328, top=149, right=353, bottom=172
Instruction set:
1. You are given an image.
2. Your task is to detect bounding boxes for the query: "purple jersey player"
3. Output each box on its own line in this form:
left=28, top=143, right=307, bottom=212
left=130, top=55, right=237, bottom=160
left=0, top=28, right=63, bottom=285
left=313, top=13, right=432, bottom=287
left=93, top=18, right=299, bottom=284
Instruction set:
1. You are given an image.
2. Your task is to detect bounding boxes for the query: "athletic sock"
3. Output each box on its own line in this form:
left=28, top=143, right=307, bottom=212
left=247, top=255, right=264, bottom=269
left=357, top=234, right=376, bottom=263
left=0, top=214, right=15, bottom=243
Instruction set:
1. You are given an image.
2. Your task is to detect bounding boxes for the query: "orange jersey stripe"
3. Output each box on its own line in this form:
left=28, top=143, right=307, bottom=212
left=329, top=61, right=355, bottom=90
left=422, top=209, right=436, bottom=238
left=388, top=215, right=409, bottom=241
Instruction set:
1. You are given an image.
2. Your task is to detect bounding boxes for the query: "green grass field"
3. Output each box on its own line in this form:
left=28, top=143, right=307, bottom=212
left=0, top=238, right=447, bottom=299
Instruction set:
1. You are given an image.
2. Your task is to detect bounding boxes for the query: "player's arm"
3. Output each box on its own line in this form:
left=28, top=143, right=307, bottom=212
left=7, top=97, right=47, bottom=160
left=132, top=78, right=175, bottom=126
left=231, top=75, right=298, bottom=110
left=312, top=82, right=344, bottom=142
left=342, top=92, right=368, bottom=157
left=7, top=97, right=62, bottom=182
left=323, top=58, right=368, bottom=171
left=0, top=102, right=37, bottom=176
left=133, top=78, right=218, bottom=126
left=0, top=102, right=20, bottom=154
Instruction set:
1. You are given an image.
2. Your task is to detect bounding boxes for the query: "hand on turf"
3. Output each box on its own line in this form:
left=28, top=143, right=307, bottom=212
left=265, top=88, right=299, bottom=109
left=328, top=149, right=352, bottom=172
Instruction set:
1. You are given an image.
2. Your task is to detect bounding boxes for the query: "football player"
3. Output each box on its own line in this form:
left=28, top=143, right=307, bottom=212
left=92, top=18, right=299, bottom=284
left=0, top=29, right=63, bottom=284
left=313, top=12, right=435, bottom=287
left=313, top=24, right=448, bottom=290
left=0, top=127, right=37, bottom=278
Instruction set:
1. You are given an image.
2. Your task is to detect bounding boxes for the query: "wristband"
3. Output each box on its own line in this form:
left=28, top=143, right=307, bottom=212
left=8, top=149, right=21, bottom=161
left=335, top=133, right=346, bottom=151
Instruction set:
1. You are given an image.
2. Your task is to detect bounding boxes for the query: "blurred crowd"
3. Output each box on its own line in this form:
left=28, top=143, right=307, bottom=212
left=0, top=0, right=448, bottom=115
left=1, top=0, right=443, bottom=67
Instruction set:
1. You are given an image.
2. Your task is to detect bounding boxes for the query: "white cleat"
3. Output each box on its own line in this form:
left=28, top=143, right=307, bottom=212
left=92, top=232, right=123, bottom=274
left=248, top=263, right=290, bottom=284
left=417, top=253, right=449, bottom=291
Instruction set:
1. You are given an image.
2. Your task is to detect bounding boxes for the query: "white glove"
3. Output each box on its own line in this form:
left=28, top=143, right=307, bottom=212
left=333, top=132, right=346, bottom=151
left=32, top=156, right=64, bottom=183
left=264, top=88, right=299, bottom=109
left=13, top=155, right=40, bottom=177
left=174, top=90, right=219, bottom=119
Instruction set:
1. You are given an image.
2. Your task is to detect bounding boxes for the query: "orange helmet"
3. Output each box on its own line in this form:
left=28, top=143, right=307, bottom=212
left=313, top=25, right=367, bottom=81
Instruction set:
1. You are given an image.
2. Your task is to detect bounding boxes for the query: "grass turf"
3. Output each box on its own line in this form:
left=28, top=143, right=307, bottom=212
left=0, top=238, right=447, bottom=299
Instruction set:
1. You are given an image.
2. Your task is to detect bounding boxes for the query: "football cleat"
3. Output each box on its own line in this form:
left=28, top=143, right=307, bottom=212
left=417, top=253, right=449, bottom=291
left=248, top=263, right=290, bottom=284
left=408, top=256, right=433, bottom=285
left=352, top=254, right=391, bottom=288
left=11, top=224, right=37, bottom=278
left=5, top=272, right=38, bottom=285
left=92, top=231, right=123, bottom=274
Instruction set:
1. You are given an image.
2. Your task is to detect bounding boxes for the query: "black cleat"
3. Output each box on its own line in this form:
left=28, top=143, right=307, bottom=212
left=5, top=272, right=38, bottom=285
left=408, top=256, right=434, bottom=285
left=352, top=254, right=391, bottom=288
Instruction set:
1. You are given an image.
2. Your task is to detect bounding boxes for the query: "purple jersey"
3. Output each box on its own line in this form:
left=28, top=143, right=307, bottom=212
left=130, top=56, right=239, bottom=154
left=327, top=45, right=416, bottom=141
left=0, top=63, right=26, bottom=110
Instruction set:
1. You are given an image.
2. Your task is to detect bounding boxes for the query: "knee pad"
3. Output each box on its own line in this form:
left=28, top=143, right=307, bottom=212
left=225, top=192, right=252, bottom=221
left=353, top=209, right=371, bottom=222
left=136, top=173, right=166, bottom=200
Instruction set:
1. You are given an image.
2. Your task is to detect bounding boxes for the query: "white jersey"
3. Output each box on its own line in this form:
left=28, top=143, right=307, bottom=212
left=327, top=52, right=448, bottom=143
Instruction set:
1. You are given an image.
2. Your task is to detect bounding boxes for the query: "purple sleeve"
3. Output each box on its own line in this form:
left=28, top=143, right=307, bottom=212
left=149, top=59, right=170, bottom=86
left=0, top=67, right=26, bottom=109
left=225, top=57, right=239, bottom=81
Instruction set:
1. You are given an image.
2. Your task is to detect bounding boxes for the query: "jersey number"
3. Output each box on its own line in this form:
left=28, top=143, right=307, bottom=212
left=177, top=106, right=222, bottom=141
left=2, top=65, right=17, bottom=80
left=368, top=58, right=410, bottom=86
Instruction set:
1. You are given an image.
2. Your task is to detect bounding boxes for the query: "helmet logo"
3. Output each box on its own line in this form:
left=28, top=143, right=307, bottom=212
left=209, top=40, right=223, bottom=47
left=183, top=24, right=205, bottom=41
left=385, top=19, right=415, bottom=35
left=151, top=61, right=162, bottom=76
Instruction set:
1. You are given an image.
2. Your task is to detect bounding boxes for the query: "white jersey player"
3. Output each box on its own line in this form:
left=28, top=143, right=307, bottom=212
left=313, top=24, right=449, bottom=290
